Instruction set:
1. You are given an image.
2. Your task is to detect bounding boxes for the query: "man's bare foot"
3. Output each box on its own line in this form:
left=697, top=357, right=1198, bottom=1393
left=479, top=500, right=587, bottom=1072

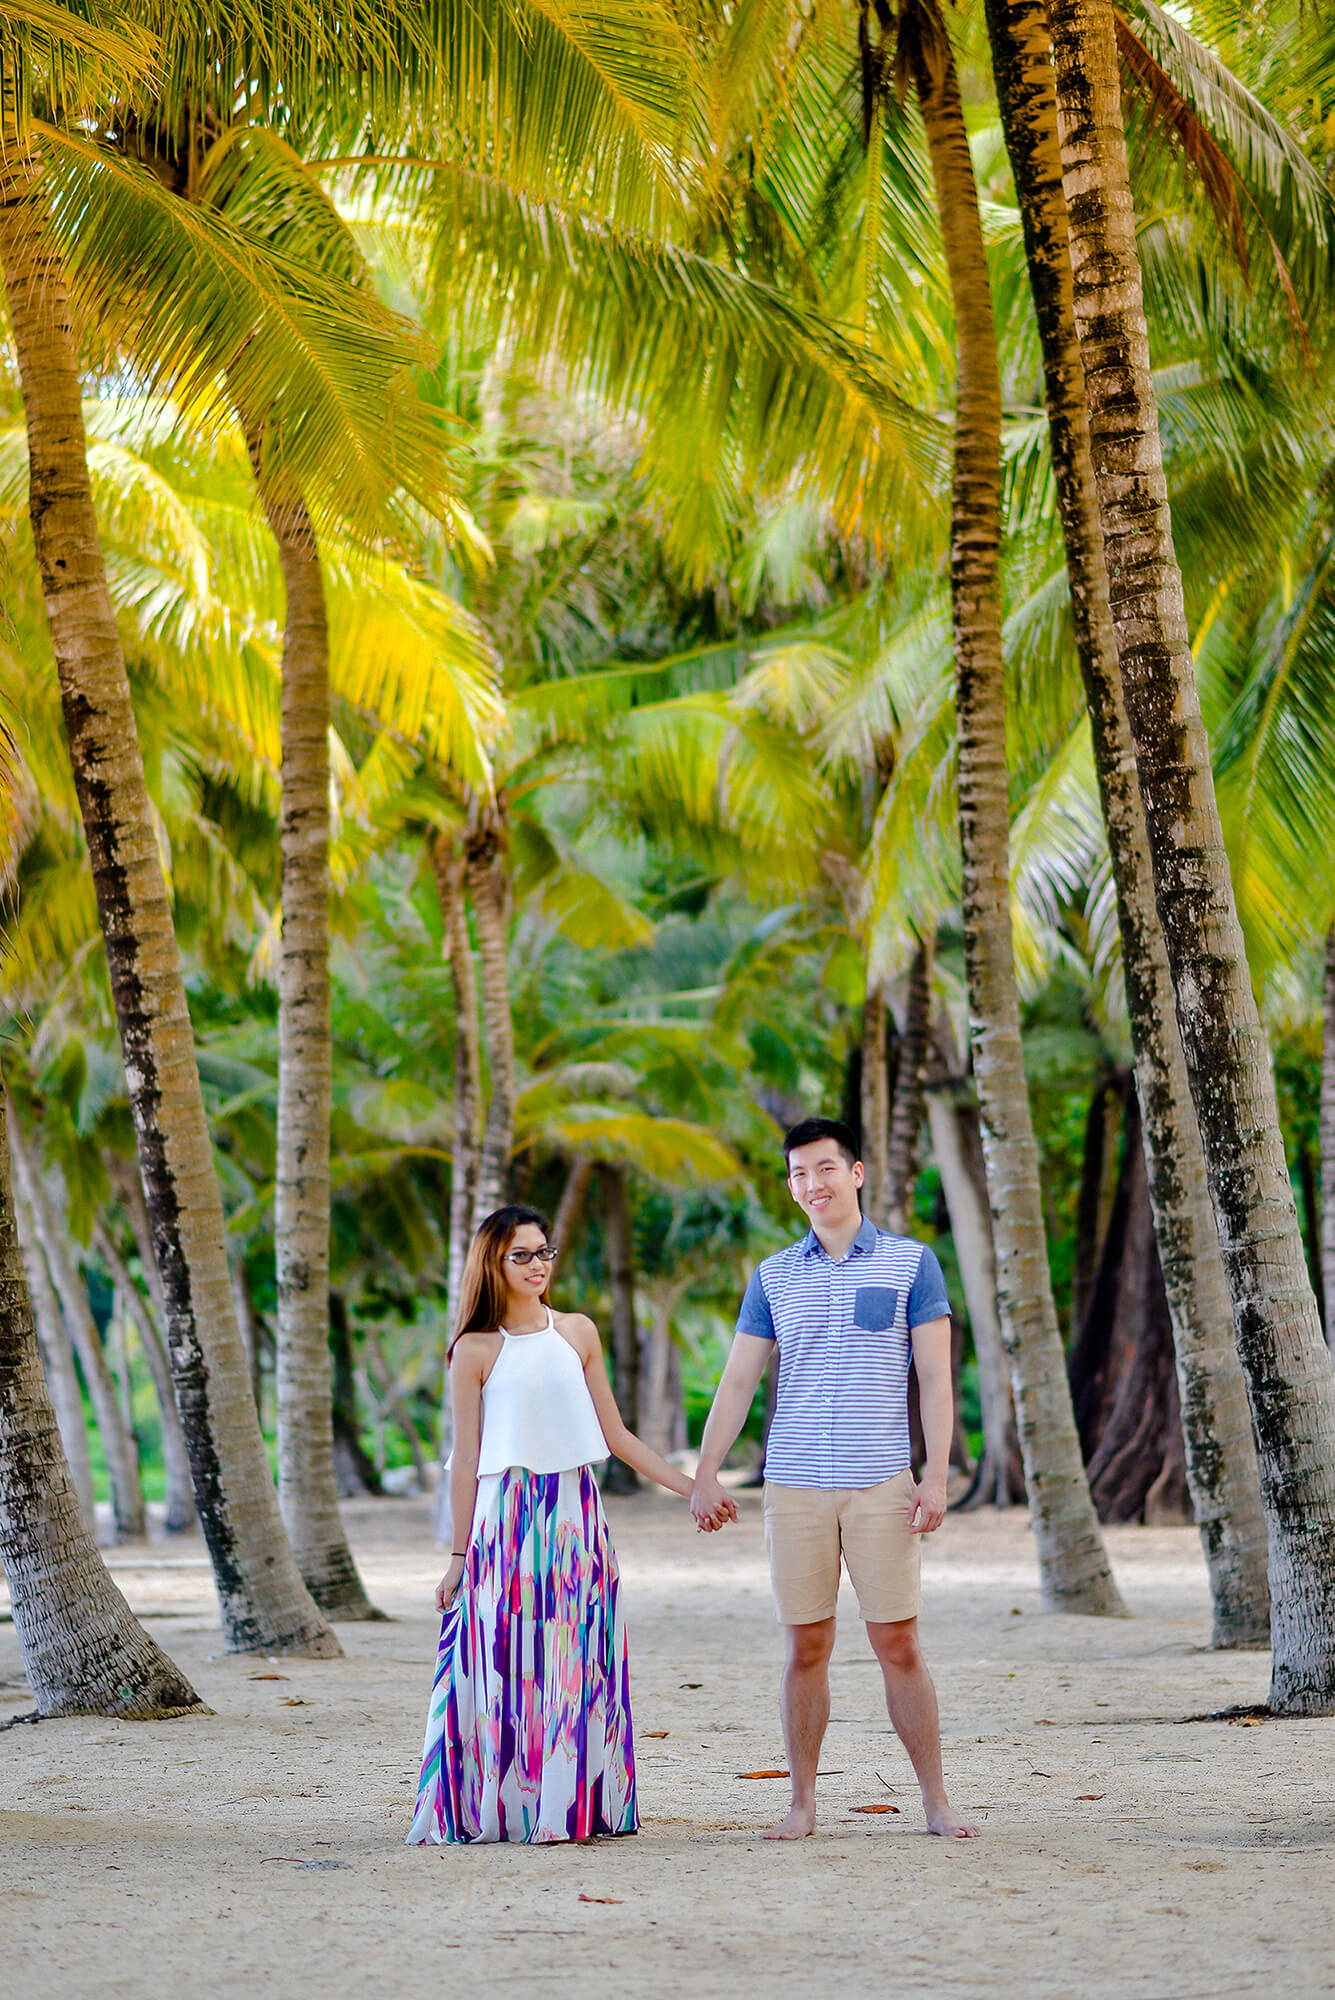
left=925, top=1802, right=980, bottom=1838
left=763, top=1804, right=816, bottom=1840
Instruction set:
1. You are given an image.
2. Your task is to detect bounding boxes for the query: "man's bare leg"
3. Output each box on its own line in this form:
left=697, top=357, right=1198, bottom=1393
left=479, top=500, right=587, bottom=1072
left=765, top=1617, right=835, bottom=1839
left=866, top=1617, right=979, bottom=1838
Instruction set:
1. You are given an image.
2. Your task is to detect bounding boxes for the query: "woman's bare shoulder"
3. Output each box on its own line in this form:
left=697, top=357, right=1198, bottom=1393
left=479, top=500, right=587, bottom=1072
left=552, top=1309, right=599, bottom=1356
left=451, top=1330, right=500, bottom=1373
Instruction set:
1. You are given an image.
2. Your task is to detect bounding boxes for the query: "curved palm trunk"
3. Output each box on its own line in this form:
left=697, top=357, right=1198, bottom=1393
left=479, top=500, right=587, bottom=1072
left=256, top=462, right=376, bottom=1620
left=985, top=0, right=1269, bottom=1646
left=885, top=936, right=933, bottom=1236
left=0, top=1091, right=204, bottom=1718
left=905, top=0, right=1124, bottom=1612
left=925, top=1015, right=1023, bottom=1507
left=860, top=980, right=891, bottom=1226
left=0, top=114, right=336, bottom=1657
left=8, top=1110, right=145, bottom=1540
left=93, top=1220, right=195, bottom=1534
left=551, top=1154, right=594, bottom=1277
left=1051, top=0, right=1335, bottom=1706
left=428, top=829, right=483, bottom=1538
left=467, top=805, right=516, bottom=1224
left=14, top=1184, right=94, bottom=1527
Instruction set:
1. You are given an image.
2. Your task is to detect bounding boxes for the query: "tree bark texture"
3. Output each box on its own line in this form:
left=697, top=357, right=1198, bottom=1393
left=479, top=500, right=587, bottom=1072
left=0, top=116, right=337, bottom=1657
left=1068, top=1079, right=1191, bottom=1524
left=8, top=1113, right=145, bottom=1541
left=885, top=937, right=933, bottom=1235
left=467, top=805, right=516, bottom=1226
left=13, top=1183, right=94, bottom=1529
left=0, top=1090, right=204, bottom=1718
left=1071, top=1075, right=1121, bottom=1333
left=428, top=830, right=482, bottom=1332
left=552, top=1155, right=594, bottom=1280
left=925, top=1017, right=1026, bottom=1507
left=1321, top=927, right=1335, bottom=1352
left=257, top=460, right=375, bottom=1620
left=905, top=0, right=1124, bottom=1611
left=1051, top=0, right=1335, bottom=1703
left=600, top=1162, right=640, bottom=1493
left=93, top=1221, right=196, bottom=1533
left=860, top=980, right=891, bottom=1227
left=986, top=0, right=1268, bottom=1644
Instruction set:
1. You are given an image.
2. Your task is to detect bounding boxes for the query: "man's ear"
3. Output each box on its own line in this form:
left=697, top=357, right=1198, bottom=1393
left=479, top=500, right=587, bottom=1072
left=851, top=1160, right=865, bottom=1188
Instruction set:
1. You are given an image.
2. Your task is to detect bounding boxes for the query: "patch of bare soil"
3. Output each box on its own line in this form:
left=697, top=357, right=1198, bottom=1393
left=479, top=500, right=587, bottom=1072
left=2, top=1494, right=1332, bottom=1999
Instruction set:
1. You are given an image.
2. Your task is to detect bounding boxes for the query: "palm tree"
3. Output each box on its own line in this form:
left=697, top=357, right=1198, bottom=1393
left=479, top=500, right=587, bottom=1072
left=1050, top=0, right=1335, bottom=1709
left=0, top=1082, right=204, bottom=1718
left=888, top=0, right=1124, bottom=1613
left=982, top=0, right=1269, bottom=1645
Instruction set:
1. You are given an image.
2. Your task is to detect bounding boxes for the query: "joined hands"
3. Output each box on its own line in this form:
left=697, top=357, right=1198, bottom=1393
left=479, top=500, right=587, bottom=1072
left=689, top=1470, right=739, bottom=1534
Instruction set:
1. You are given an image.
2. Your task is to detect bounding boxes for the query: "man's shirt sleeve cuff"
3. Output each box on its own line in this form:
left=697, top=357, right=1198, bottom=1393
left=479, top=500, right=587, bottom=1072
left=736, top=1266, right=777, bottom=1339
left=907, top=1245, right=951, bottom=1326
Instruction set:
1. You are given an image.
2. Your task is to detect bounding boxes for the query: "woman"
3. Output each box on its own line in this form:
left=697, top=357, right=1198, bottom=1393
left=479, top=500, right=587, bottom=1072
left=407, top=1204, right=695, bottom=1845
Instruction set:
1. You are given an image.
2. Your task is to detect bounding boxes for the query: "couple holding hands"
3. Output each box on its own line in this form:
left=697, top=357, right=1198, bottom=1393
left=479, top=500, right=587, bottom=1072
left=407, top=1116, right=978, bottom=1848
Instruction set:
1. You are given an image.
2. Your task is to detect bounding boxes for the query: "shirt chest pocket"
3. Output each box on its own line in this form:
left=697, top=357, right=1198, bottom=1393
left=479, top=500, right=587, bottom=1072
left=853, top=1285, right=899, bottom=1331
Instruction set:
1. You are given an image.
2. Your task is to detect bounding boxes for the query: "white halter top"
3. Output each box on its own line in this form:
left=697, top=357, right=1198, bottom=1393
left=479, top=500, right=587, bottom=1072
left=475, top=1307, right=609, bottom=1477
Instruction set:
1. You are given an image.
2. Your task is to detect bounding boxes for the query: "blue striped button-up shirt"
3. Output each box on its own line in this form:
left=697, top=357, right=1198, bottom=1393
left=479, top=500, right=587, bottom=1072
left=736, top=1215, right=950, bottom=1489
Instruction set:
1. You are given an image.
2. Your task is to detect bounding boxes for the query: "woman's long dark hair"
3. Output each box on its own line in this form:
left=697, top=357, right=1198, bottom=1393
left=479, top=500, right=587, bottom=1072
left=448, top=1205, right=552, bottom=1358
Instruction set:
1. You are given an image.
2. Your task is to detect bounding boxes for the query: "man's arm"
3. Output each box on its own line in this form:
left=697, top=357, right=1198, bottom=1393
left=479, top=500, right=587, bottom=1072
left=690, top=1332, right=774, bottom=1530
left=907, top=1316, right=953, bottom=1533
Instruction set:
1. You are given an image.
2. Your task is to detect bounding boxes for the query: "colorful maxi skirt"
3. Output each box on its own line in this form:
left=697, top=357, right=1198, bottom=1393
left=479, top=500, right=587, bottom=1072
left=407, top=1465, right=638, bottom=1845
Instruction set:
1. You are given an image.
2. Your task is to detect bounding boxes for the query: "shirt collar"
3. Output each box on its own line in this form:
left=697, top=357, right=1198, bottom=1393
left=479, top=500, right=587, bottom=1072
left=801, top=1213, right=878, bottom=1260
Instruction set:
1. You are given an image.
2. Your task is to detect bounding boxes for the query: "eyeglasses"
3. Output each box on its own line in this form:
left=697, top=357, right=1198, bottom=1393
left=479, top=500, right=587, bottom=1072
left=505, top=1245, right=558, bottom=1267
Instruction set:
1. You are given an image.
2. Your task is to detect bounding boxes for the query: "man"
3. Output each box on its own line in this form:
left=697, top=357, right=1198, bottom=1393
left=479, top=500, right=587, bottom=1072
left=691, top=1116, right=979, bottom=1841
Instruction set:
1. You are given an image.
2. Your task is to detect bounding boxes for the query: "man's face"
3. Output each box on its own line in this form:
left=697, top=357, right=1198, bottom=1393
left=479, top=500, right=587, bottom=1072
left=786, top=1140, right=864, bottom=1229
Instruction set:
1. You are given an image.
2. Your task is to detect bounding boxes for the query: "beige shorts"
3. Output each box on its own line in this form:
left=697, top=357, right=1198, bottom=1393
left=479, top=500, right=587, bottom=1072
left=763, top=1471, right=922, bottom=1626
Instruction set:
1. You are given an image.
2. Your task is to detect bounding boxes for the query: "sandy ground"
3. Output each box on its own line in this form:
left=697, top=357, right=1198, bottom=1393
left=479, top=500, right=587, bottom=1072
left=2, top=1491, right=1333, bottom=2000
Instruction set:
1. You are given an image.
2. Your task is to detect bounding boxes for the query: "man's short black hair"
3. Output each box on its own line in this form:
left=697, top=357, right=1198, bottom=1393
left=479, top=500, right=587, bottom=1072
left=783, top=1117, right=860, bottom=1169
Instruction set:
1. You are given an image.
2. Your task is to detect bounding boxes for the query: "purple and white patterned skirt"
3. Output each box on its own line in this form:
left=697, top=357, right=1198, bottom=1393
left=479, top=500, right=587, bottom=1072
left=407, top=1465, right=638, bottom=1845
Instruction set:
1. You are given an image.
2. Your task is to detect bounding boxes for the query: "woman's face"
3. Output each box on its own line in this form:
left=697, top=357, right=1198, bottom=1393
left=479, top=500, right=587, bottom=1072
left=501, top=1221, right=554, bottom=1305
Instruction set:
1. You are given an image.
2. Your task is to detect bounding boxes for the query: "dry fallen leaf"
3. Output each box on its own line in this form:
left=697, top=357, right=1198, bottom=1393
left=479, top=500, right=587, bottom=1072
left=248, top=1674, right=289, bottom=1682
left=737, top=1769, right=789, bottom=1780
left=849, top=1804, right=900, bottom=1815
left=281, top=1697, right=309, bottom=1707
left=1035, top=1719, right=1055, bottom=1726
left=1075, top=1794, right=1104, bottom=1801
left=643, top=1730, right=669, bottom=1739
left=1229, top=1715, right=1265, bottom=1728
left=578, top=1894, right=623, bottom=1905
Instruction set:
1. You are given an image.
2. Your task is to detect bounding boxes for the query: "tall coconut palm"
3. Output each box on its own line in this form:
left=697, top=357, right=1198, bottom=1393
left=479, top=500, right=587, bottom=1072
left=0, top=1082, right=204, bottom=1719
left=1050, top=0, right=1335, bottom=1708
left=884, top=0, right=1124, bottom=1613
left=983, top=0, right=1269, bottom=1645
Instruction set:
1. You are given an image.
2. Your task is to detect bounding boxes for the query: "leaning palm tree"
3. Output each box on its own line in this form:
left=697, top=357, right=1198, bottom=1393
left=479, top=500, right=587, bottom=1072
left=1050, top=0, right=1335, bottom=1709
left=885, top=0, right=1124, bottom=1614
left=982, top=0, right=1269, bottom=1646
left=0, top=1080, right=205, bottom=1719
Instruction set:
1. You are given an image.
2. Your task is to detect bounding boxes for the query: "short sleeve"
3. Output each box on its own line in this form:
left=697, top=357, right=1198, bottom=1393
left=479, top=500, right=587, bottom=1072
left=736, top=1265, right=776, bottom=1340
left=906, top=1245, right=950, bottom=1327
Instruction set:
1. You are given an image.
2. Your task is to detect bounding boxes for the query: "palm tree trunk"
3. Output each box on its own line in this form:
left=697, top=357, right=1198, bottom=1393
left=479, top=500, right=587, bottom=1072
left=467, top=805, right=516, bottom=1224
left=93, top=1221, right=196, bottom=1534
left=551, top=1154, right=594, bottom=1277
left=885, top=936, right=933, bottom=1235
left=8, top=1111, right=146, bottom=1541
left=0, top=112, right=337, bottom=1657
left=924, top=1015, right=1023, bottom=1507
left=1051, top=0, right=1335, bottom=1707
left=600, top=1161, right=640, bottom=1493
left=0, top=1088, right=204, bottom=1718
left=985, top=0, right=1269, bottom=1647
left=904, top=0, right=1124, bottom=1612
left=860, top=980, right=890, bottom=1226
left=1321, top=926, right=1335, bottom=1352
left=13, top=1183, right=95, bottom=1529
left=428, top=829, right=482, bottom=1327
left=254, top=456, right=376, bottom=1620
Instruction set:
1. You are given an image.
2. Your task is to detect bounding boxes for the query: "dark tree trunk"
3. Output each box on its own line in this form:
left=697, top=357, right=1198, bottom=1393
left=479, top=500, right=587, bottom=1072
left=885, top=937, right=933, bottom=1236
left=1071, top=1073, right=1124, bottom=1333
left=1069, top=1088, right=1191, bottom=1524
left=329, top=1292, right=381, bottom=1500
left=600, top=1163, right=640, bottom=1494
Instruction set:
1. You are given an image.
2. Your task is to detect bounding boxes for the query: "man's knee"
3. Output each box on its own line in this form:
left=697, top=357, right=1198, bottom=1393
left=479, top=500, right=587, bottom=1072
left=785, top=1617, right=836, bottom=1671
left=867, top=1616, right=922, bottom=1672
